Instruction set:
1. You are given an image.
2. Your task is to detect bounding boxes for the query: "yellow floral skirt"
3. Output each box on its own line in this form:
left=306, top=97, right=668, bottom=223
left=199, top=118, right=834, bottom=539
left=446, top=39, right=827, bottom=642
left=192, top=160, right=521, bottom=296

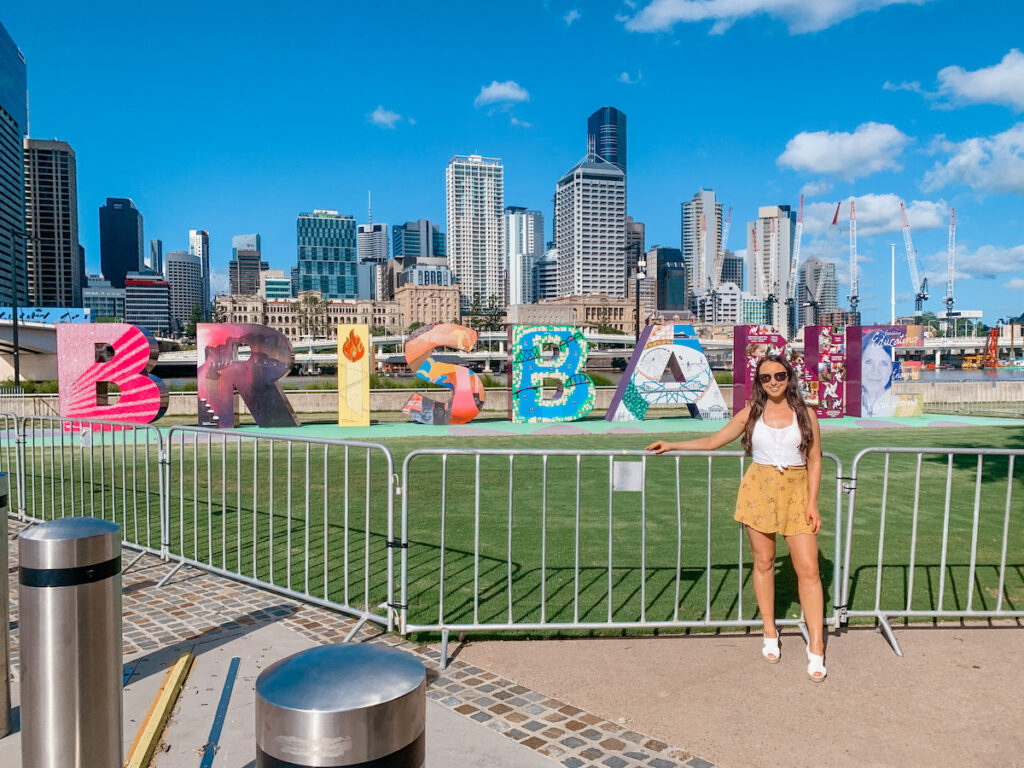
left=734, top=463, right=815, bottom=536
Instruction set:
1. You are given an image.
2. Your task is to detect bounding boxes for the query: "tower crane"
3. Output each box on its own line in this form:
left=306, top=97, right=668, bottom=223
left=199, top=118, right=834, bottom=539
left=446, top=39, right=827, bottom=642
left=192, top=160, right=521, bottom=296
left=900, top=202, right=929, bottom=314
left=848, top=200, right=860, bottom=314
left=714, top=207, right=732, bottom=285
left=786, top=196, right=803, bottom=332
left=944, top=208, right=956, bottom=323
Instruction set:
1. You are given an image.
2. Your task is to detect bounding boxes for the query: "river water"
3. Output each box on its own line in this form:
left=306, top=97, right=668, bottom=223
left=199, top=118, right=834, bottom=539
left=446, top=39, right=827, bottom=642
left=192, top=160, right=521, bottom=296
left=918, top=368, right=1024, bottom=383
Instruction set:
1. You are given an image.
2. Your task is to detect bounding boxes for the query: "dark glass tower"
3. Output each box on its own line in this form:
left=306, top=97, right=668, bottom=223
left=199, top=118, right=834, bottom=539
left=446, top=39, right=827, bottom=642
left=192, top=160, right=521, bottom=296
left=99, top=197, right=144, bottom=288
left=587, top=106, right=627, bottom=173
left=0, top=21, right=28, bottom=307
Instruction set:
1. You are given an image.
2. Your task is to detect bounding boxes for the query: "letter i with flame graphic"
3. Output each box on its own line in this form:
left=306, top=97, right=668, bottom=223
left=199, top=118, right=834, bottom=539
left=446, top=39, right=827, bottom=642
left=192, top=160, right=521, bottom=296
left=338, top=325, right=371, bottom=427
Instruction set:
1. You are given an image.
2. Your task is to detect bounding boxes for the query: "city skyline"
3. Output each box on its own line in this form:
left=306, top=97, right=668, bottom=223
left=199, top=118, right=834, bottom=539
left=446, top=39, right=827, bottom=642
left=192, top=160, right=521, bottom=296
left=2, top=2, right=1022, bottom=323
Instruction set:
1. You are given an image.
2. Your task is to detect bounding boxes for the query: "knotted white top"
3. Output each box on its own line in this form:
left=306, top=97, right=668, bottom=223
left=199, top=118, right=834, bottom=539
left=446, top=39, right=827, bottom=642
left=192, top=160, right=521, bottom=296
left=751, top=411, right=805, bottom=471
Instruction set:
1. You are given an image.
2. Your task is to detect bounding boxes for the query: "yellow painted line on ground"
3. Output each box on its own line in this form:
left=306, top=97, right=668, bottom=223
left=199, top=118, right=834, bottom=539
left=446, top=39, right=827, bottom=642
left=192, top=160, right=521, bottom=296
left=125, top=652, right=195, bottom=768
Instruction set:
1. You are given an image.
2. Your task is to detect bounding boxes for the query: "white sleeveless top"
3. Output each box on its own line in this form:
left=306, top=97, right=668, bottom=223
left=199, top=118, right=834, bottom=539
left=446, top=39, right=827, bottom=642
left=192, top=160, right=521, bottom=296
left=751, top=411, right=805, bottom=471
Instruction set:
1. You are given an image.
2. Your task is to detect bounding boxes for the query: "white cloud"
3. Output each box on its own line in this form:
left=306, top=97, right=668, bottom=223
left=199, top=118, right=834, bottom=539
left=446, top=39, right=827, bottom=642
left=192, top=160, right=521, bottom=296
left=803, top=194, right=946, bottom=237
left=937, top=49, right=1024, bottom=111
left=883, top=79, right=924, bottom=94
left=564, top=8, right=581, bottom=25
left=369, top=105, right=402, bottom=129
left=624, top=0, right=930, bottom=34
left=617, top=70, right=642, bottom=84
left=1007, top=277, right=1024, bottom=291
left=923, top=123, right=1024, bottom=194
left=800, top=179, right=833, bottom=197
left=474, top=80, right=530, bottom=108
left=510, top=116, right=533, bottom=128
left=778, top=122, right=911, bottom=180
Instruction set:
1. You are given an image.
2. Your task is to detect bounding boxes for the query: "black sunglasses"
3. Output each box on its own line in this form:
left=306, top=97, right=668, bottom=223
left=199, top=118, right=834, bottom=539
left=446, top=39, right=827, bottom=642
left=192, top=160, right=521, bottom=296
left=758, top=371, right=789, bottom=383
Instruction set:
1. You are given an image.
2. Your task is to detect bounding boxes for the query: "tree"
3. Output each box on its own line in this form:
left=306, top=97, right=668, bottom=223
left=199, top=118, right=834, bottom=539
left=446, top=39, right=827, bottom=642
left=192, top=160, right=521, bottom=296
left=212, top=302, right=228, bottom=323
left=407, top=321, right=425, bottom=333
left=291, top=292, right=328, bottom=338
left=183, top=302, right=203, bottom=338
left=369, top=324, right=387, bottom=336
left=464, top=295, right=485, bottom=330
left=482, top=295, right=505, bottom=331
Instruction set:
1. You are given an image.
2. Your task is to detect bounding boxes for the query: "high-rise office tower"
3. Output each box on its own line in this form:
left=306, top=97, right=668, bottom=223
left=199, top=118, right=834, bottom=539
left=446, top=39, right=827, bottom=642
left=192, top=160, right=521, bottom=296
left=188, top=229, right=210, bottom=316
left=555, top=158, right=626, bottom=298
left=392, top=219, right=445, bottom=260
left=295, top=210, right=358, bottom=299
left=83, top=275, right=126, bottom=320
left=680, top=188, right=723, bottom=296
left=504, top=207, right=543, bottom=306
left=797, top=256, right=838, bottom=329
left=722, top=251, right=744, bottom=290
left=0, top=23, right=29, bottom=308
left=99, top=197, right=144, bottom=288
left=149, top=239, right=163, bottom=275
left=647, top=246, right=687, bottom=311
left=533, top=248, right=559, bottom=302
left=23, top=138, right=81, bottom=306
left=232, top=233, right=261, bottom=258
left=124, top=271, right=171, bottom=335
left=165, top=250, right=203, bottom=332
left=587, top=106, right=627, bottom=173
left=358, top=222, right=388, bottom=300
left=746, top=204, right=797, bottom=336
left=446, top=155, right=504, bottom=310
left=625, top=215, right=645, bottom=281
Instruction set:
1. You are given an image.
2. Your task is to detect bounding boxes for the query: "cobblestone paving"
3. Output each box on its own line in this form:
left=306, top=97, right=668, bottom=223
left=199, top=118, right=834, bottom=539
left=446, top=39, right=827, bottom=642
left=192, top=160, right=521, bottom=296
left=5, top=518, right=721, bottom=768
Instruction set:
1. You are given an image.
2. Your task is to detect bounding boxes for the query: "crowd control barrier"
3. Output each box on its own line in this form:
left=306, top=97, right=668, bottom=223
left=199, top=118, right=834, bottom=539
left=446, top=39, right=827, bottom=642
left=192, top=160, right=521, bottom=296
left=165, top=426, right=397, bottom=634
left=840, top=446, right=1024, bottom=655
left=398, top=448, right=844, bottom=663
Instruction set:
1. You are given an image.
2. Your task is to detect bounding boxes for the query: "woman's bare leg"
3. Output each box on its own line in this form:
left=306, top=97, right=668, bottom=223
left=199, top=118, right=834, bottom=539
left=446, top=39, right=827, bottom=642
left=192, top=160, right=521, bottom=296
left=746, top=526, right=777, bottom=637
left=785, top=533, right=824, bottom=655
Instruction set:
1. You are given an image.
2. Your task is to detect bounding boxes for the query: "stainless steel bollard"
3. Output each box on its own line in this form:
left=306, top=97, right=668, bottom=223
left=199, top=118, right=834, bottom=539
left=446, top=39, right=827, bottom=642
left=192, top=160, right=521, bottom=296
left=256, top=644, right=426, bottom=768
left=19, top=517, right=122, bottom=768
left=0, top=474, right=10, bottom=739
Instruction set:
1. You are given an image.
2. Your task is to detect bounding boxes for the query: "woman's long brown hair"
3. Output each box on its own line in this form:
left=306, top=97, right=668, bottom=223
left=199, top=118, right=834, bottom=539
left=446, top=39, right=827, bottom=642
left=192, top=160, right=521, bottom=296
left=741, top=354, right=814, bottom=458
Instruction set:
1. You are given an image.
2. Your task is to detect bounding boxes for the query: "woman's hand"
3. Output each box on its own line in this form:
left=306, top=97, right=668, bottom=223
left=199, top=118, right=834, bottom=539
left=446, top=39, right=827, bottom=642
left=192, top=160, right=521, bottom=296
left=645, top=440, right=674, bottom=454
left=805, top=502, right=822, bottom=534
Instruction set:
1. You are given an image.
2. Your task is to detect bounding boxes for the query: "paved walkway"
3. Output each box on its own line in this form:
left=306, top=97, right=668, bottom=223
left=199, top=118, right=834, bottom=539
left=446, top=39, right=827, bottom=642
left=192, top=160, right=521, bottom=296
left=1, top=519, right=717, bottom=768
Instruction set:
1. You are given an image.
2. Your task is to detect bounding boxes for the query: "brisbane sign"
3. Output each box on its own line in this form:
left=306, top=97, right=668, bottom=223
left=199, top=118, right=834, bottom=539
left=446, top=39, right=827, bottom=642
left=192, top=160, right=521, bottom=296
left=54, top=321, right=920, bottom=429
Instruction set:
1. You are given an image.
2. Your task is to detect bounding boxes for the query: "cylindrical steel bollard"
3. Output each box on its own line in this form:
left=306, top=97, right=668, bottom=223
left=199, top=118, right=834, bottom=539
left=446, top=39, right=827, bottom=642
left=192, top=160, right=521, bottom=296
left=0, top=474, right=10, bottom=739
left=19, top=517, right=122, bottom=768
left=256, top=644, right=426, bottom=768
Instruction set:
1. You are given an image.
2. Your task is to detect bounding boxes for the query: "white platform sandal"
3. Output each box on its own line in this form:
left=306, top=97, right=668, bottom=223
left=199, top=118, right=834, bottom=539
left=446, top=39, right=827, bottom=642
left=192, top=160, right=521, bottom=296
left=806, top=648, right=827, bottom=682
left=761, top=635, right=780, bottom=663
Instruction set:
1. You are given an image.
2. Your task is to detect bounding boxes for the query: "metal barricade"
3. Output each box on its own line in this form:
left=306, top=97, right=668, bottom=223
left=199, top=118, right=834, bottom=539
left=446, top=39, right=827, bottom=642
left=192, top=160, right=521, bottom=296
left=165, top=427, right=397, bottom=633
left=18, top=415, right=165, bottom=557
left=0, top=412, right=20, bottom=516
left=399, top=449, right=843, bottom=660
left=841, top=446, right=1024, bottom=655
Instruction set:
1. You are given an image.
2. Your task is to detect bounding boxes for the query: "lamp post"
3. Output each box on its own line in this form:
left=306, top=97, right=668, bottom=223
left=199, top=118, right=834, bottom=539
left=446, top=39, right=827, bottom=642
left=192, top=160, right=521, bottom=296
left=2, top=225, right=34, bottom=388
left=634, top=254, right=647, bottom=342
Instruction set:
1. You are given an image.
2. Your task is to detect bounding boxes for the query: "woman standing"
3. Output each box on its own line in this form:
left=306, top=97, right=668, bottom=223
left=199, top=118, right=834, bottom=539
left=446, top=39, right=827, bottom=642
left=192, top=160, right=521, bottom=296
left=646, top=354, right=826, bottom=682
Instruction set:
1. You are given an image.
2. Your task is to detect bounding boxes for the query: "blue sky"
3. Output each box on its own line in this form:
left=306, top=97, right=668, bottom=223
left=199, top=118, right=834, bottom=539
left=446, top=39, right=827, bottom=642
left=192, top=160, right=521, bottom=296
left=4, top=0, right=1023, bottom=323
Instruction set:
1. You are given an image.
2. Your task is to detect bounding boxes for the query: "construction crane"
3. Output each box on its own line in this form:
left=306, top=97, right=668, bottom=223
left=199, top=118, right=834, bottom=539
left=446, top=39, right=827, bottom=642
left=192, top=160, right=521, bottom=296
left=786, top=196, right=803, bottom=331
left=900, top=202, right=929, bottom=313
left=768, top=217, right=781, bottom=333
left=848, top=200, right=860, bottom=314
left=944, top=208, right=956, bottom=322
left=714, top=207, right=732, bottom=285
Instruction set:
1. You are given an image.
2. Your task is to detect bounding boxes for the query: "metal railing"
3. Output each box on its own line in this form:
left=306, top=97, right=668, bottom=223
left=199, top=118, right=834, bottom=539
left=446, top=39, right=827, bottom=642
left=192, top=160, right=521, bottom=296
left=841, top=446, right=1024, bottom=655
left=399, top=448, right=844, bottom=661
left=164, top=426, right=397, bottom=635
left=18, top=415, right=166, bottom=557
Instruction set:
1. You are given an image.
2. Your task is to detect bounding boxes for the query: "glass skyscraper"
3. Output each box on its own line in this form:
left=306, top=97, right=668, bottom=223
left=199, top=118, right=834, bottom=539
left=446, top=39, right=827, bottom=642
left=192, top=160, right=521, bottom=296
left=587, top=106, right=627, bottom=173
left=0, top=22, right=28, bottom=307
left=295, top=210, right=358, bottom=299
left=99, top=197, right=144, bottom=288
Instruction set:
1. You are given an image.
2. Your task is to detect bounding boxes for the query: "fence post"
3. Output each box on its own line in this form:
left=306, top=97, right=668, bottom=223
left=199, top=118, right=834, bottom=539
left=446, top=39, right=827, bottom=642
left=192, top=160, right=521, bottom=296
left=158, top=433, right=170, bottom=561
left=15, top=418, right=26, bottom=520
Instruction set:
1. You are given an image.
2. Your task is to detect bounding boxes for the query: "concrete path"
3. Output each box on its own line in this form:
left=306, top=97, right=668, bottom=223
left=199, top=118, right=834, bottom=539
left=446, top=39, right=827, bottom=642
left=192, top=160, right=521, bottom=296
left=460, top=621, right=1024, bottom=768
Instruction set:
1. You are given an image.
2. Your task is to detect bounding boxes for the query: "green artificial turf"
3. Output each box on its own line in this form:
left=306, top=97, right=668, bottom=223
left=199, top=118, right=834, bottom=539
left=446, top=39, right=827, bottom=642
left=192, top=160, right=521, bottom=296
left=10, top=423, right=1023, bottom=637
